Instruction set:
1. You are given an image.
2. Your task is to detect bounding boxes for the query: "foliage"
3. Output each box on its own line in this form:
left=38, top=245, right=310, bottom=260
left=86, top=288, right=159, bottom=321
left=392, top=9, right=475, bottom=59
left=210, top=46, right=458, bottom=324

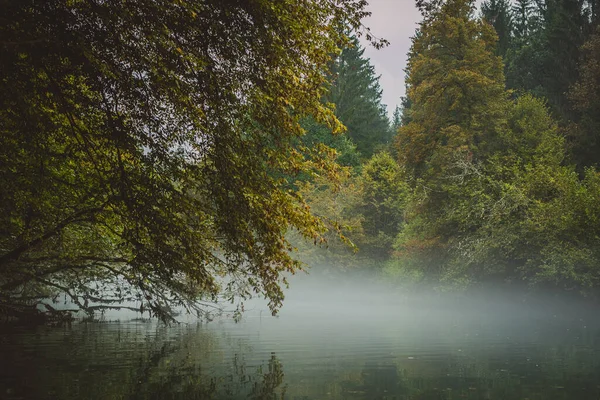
left=491, top=0, right=600, bottom=170
left=457, top=95, right=600, bottom=290
left=298, top=118, right=362, bottom=169
left=568, top=29, right=600, bottom=168
left=503, top=0, right=599, bottom=121
left=512, top=0, right=538, bottom=41
left=356, top=152, right=407, bottom=260
left=396, top=0, right=508, bottom=208
left=0, top=0, right=382, bottom=322
left=326, top=36, right=393, bottom=159
left=291, top=169, right=366, bottom=271
left=481, top=0, right=513, bottom=58
left=393, top=0, right=507, bottom=282
left=391, top=0, right=600, bottom=292
left=391, top=105, right=402, bottom=132
left=292, top=151, right=407, bottom=270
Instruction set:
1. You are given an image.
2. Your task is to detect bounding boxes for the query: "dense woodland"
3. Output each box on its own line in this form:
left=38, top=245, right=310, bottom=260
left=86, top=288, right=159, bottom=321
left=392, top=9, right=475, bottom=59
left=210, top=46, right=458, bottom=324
left=297, top=0, right=600, bottom=296
left=2, top=0, right=600, bottom=323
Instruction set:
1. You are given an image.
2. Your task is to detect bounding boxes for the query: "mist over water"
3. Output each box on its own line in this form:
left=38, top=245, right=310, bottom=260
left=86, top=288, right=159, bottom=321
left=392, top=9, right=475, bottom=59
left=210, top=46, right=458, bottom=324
left=2, top=271, right=600, bottom=400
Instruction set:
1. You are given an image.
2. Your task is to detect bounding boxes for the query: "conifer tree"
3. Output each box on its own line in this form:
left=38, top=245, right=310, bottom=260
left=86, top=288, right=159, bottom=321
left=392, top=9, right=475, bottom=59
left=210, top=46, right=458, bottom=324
left=326, top=37, right=392, bottom=159
left=504, top=0, right=545, bottom=94
left=391, top=0, right=600, bottom=290
left=397, top=0, right=508, bottom=184
left=392, top=105, right=402, bottom=132
left=569, top=30, right=600, bottom=167
left=482, top=0, right=514, bottom=58
left=394, top=0, right=510, bottom=277
left=356, top=152, right=407, bottom=260
left=541, top=0, right=588, bottom=117
left=512, top=0, right=537, bottom=41
left=505, top=0, right=592, bottom=120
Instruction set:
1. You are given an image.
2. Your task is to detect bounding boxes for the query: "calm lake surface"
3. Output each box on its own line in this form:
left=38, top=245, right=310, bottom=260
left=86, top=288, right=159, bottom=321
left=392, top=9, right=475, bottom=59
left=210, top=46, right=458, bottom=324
left=1, top=278, right=600, bottom=400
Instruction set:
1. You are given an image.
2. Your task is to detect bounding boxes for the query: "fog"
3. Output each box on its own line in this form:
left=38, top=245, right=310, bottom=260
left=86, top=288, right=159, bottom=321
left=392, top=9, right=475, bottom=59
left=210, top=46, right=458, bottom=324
left=233, top=268, right=598, bottom=350
left=5, top=268, right=600, bottom=400
left=248, top=269, right=594, bottom=319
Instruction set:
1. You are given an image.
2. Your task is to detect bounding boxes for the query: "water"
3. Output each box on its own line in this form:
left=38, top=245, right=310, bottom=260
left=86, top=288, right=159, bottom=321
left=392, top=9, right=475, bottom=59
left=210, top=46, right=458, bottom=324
left=1, top=279, right=600, bottom=400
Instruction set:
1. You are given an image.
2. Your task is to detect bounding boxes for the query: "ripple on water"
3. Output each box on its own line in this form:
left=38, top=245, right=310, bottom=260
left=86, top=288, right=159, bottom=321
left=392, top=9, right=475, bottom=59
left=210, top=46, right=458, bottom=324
left=1, top=296, right=600, bottom=400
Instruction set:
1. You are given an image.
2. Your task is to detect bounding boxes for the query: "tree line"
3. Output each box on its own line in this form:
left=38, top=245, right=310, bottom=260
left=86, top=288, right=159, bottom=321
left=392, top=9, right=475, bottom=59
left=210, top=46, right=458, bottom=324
left=296, top=0, right=600, bottom=298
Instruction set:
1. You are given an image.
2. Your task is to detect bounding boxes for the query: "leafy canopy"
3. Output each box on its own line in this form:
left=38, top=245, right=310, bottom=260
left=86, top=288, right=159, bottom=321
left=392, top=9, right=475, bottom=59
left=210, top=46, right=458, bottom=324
left=391, top=0, right=600, bottom=292
left=0, top=0, right=382, bottom=322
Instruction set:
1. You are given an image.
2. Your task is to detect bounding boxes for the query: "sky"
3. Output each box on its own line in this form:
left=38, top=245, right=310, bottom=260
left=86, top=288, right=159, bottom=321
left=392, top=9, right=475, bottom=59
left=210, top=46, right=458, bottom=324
left=360, top=0, right=423, bottom=117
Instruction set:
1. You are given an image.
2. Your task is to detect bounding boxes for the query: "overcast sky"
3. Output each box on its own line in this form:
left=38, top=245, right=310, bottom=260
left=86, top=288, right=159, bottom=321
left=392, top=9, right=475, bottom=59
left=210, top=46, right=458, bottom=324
left=360, top=0, right=422, bottom=117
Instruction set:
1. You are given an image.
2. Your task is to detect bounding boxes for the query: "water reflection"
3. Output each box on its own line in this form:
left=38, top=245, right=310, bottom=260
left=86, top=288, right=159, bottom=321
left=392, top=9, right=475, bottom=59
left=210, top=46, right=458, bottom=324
left=1, top=291, right=600, bottom=400
left=0, top=322, right=290, bottom=400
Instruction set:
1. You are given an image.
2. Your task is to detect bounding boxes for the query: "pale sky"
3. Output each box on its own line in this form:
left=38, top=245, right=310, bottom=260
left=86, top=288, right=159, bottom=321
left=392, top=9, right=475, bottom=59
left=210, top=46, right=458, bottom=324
left=360, top=0, right=422, bottom=117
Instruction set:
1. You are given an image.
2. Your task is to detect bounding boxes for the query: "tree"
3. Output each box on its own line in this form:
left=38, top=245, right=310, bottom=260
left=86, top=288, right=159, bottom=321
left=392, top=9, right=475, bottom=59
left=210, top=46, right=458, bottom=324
left=326, top=36, right=392, bottom=159
left=392, top=0, right=600, bottom=291
left=464, top=95, right=600, bottom=292
left=512, top=0, right=538, bottom=41
left=569, top=29, right=600, bottom=168
left=482, top=0, right=514, bottom=58
left=505, top=0, right=595, bottom=121
left=436, top=95, right=573, bottom=285
left=392, top=105, right=402, bottom=132
left=356, top=152, right=407, bottom=260
left=292, top=152, right=407, bottom=270
left=397, top=0, right=508, bottom=184
left=299, top=118, right=362, bottom=170
left=0, top=0, right=381, bottom=322
left=504, top=0, right=546, bottom=94
left=393, top=0, right=509, bottom=281
left=538, top=0, right=589, bottom=118
left=291, top=168, right=365, bottom=271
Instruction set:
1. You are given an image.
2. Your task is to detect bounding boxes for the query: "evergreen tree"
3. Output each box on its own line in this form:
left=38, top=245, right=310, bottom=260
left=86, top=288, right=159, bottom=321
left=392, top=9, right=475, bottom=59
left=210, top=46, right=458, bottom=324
left=394, top=0, right=509, bottom=278
left=569, top=29, right=600, bottom=167
left=326, top=37, right=392, bottom=159
left=391, top=0, right=600, bottom=291
left=399, top=96, right=414, bottom=126
left=299, top=118, right=361, bottom=169
left=356, top=152, right=407, bottom=260
left=392, top=105, right=402, bottom=131
left=505, top=0, right=594, bottom=121
left=512, top=0, right=538, bottom=41
left=589, top=0, right=600, bottom=25
left=397, top=0, right=508, bottom=184
left=541, top=0, right=588, bottom=117
left=482, top=0, right=514, bottom=58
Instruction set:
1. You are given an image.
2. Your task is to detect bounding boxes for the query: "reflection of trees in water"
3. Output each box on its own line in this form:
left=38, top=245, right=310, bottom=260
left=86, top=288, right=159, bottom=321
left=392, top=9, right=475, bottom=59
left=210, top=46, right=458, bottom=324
left=125, top=346, right=287, bottom=400
left=3, top=321, right=600, bottom=400
left=338, top=361, right=406, bottom=400
left=110, top=327, right=287, bottom=400
left=316, top=334, right=600, bottom=400
left=249, top=354, right=287, bottom=400
left=0, top=323, right=287, bottom=400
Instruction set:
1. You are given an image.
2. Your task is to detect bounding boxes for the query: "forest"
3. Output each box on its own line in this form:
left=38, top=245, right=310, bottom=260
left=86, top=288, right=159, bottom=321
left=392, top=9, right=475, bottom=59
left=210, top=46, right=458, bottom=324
left=2, top=0, right=600, bottom=323
left=296, top=0, right=600, bottom=297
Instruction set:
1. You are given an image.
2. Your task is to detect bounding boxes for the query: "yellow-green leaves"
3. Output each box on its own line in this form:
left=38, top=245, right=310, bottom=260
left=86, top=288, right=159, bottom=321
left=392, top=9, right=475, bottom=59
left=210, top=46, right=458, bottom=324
left=0, top=0, right=377, bottom=322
